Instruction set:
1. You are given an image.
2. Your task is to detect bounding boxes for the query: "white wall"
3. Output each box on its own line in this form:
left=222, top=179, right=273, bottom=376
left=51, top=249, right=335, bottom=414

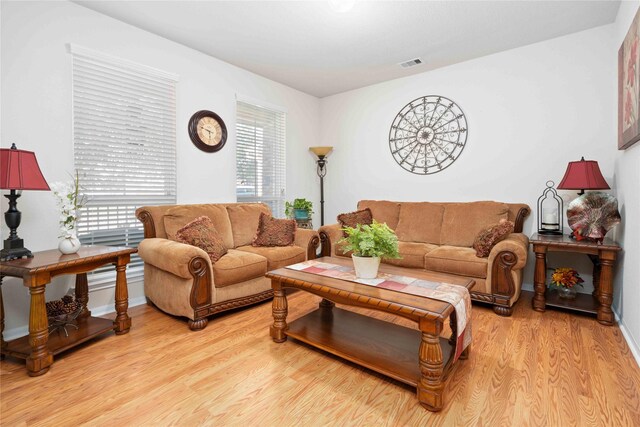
left=0, top=1, right=320, bottom=334
left=319, top=24, right=616, bottom=290
left=612, top=0, right=640, bottom=362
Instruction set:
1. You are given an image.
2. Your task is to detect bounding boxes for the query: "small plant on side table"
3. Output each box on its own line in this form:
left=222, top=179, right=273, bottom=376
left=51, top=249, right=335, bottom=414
left=549, top=267, right=584, bottom=300
left=285, top=198, right=314, bottom=220
left=339, top=220, right=400, bottom=279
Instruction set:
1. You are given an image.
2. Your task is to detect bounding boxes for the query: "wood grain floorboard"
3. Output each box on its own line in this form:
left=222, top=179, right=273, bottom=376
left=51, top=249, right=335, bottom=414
left=2, top=291, right=640, bottom=426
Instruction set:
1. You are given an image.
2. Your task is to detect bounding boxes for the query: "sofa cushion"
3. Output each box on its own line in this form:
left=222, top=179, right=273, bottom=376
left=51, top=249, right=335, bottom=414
left=357, top=200, right=401, bottom=230
left=252, top=213, right=296, bottom=247
left=212, top=249, right=268, bottom=288
left=164, top=204, right=234, bottom=248
left=440, top=201, right=509, bottom=247
left=382, top=241, right=438, bottom=269
left=473, top=220, right=515, bottom=257
left=237, top=245, right=305, bottom=270
left=395, top=202, right=445, bottom=245
left=227, top=203, right=271, bottom=247
left=424, top=246, right=488, bottom=278
left=175, top=216, right=228, bottom=263
left=337, top=208, right=373, bottom=236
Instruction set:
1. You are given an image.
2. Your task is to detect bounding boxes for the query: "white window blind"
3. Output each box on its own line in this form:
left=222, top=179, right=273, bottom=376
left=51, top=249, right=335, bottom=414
left=236, top=100, right=286, bottom=217
left=71, top=45, right=177, bottom=288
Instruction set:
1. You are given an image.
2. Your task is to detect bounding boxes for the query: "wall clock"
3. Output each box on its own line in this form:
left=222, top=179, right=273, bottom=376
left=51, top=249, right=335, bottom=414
left=389, top=95, right=468, bottom=175
left=188, top=110, right=227, bottom=152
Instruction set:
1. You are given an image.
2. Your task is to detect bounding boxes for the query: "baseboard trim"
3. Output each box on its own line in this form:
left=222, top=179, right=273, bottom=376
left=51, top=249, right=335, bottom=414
left=614, top=308, right=640, bottom=369
left=2, top=296, right=147, bottom=341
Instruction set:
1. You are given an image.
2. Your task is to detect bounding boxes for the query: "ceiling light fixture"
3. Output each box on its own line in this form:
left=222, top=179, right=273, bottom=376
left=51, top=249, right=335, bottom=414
left=328, top=0, right=355, bottom=13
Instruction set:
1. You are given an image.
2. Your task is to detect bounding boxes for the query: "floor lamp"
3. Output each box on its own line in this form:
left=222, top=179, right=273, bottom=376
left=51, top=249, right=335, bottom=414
left=309, top=146, right=333, bottom=226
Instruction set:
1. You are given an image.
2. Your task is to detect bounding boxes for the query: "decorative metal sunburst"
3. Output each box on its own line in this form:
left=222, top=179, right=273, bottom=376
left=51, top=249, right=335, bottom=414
left=389, top=95, right=468, bottom=175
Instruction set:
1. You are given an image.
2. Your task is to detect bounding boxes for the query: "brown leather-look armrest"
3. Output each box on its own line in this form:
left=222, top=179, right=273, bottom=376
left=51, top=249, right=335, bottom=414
left=293, top=228, right=320, bottom=259
left=318, top=223, right=344, bottom=257
left=138, top=238, right=213, bottom=279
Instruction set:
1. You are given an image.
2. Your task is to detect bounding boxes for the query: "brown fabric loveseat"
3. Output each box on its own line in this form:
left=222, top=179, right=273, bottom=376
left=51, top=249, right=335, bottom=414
left=136, top=203, right=319, bottom=330
left=319, top=200, right=530, bottom=316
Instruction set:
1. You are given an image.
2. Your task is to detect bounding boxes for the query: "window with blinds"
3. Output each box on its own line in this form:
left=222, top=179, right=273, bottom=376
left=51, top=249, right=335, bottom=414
left=236, top=100, right=286, bottom=217
left=71, top=45, right=177, bottom=288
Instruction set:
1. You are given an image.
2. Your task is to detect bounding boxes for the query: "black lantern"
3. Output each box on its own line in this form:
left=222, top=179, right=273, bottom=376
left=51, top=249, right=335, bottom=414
left=537, top=181, right=563, bottom=235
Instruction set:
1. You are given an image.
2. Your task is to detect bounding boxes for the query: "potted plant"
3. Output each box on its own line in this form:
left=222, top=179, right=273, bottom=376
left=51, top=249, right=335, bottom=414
left=339, top=220, right=400, bottom=279
left=549, top=267, right=584, bottom=300
left=285, top=198, right=314, bottom=220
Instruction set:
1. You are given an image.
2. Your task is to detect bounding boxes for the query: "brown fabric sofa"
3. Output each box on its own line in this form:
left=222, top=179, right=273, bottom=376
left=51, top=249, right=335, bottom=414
left=136, top=203, right=319, bottom=330
left=318, top=200, right=530, bottom=316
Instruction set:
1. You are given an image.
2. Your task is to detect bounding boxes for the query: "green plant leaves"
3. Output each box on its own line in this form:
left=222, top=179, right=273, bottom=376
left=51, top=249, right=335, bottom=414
left=339, top=220, right=400, bottom=259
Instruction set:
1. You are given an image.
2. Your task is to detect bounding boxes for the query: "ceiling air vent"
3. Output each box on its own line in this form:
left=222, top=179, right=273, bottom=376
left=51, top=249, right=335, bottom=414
left=399, top=58, right=423, bottom=68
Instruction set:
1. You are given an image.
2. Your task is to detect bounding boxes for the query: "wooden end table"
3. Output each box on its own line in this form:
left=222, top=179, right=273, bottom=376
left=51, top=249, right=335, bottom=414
left=266, top=256, right=474, bottom=412
left=530, top=233, right=621, bottom=325
left=0, top=245, right=136, bottom=376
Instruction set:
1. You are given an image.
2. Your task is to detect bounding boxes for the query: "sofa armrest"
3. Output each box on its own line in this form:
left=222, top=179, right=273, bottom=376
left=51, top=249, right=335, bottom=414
left=487, top=233, right=529, bottom=271
left=318, top=223, right=343, bottom=257
left=294, top=228, right=320, bottom=259
left=486, top=233, right=529, bottom=307
left=138, top=238, right=213, bottom=279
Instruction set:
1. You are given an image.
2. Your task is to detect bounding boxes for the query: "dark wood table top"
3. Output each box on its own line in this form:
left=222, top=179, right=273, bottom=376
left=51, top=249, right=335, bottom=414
left=266, top=256, right=474, bottom=318
left=0, top=245, right=137, bottom=277
left=529, top=233, right=621, bottom=251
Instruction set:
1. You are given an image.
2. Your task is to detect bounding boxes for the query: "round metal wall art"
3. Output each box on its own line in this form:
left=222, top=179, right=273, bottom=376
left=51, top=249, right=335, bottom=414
left=389, top=95, right=468, bottom=175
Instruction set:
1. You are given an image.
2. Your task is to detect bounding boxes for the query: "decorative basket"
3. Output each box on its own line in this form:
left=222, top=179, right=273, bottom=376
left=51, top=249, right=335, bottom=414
left=46, top=295, right=83, bottom=336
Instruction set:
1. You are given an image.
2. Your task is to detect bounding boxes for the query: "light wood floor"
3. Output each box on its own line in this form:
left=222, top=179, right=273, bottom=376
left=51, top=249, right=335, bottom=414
left=1, top=291, right=639, bottom=426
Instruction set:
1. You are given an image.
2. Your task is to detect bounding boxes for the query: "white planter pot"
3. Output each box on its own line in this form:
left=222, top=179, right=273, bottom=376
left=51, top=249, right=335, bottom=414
left=352, top=255, right=381, bottom=279
left=58, top=235, right=81, bottom=255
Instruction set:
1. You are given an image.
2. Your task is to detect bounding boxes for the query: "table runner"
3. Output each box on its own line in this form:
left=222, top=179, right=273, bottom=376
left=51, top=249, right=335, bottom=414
left=286, top=260, right=472, bottom=361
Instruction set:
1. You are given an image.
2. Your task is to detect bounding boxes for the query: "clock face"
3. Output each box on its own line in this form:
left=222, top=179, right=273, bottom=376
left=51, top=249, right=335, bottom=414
left=389, top=96, right=468, bottom=175
left=188, top=110, right=227, bottom=152
left=197, top=116, right=223, bottom=146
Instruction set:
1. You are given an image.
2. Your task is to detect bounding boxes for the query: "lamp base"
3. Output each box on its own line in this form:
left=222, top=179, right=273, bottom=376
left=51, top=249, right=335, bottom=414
left=0, top=244, right=34, bottom=261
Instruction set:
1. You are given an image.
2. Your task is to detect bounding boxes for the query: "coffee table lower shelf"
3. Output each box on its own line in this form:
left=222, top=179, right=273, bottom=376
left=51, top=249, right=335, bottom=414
left=285, top=307, right=453, bottom=387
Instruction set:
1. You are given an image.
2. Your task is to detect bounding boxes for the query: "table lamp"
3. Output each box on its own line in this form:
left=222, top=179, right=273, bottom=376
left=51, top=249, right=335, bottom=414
left=0, top=143, right=50, bottom=260
left=557, top=156, right=619, bottom=241
left=309, top=146, right=333, bottom=226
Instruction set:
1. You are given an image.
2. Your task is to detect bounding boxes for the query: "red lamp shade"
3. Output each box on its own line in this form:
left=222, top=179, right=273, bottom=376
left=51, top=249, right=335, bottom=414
left=0, top=144, right=50, bottom=190
left=557, top=157, right=610, bottom=191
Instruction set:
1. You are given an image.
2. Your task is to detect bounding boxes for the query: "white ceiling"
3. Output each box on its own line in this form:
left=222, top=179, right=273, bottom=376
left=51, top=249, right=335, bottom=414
left=74, top=1, right=620, bottom=98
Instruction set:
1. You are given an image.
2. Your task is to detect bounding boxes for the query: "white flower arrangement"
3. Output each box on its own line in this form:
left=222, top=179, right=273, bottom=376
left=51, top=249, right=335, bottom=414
left=50, top=172, right=87, bottom=239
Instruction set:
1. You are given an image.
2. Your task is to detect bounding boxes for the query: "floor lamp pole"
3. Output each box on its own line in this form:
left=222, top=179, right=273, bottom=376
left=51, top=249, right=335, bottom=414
left=316, top=156, right=327, bottom=226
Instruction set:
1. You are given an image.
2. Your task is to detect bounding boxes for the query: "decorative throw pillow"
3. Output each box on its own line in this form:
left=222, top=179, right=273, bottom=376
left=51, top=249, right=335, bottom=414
left=473, top=219, right=515, bottom=258
left=252, top=212, right=296, bottom=247
left=175, top=216, right=228, bottom=263
left=337, top=208, right=373, bottom=236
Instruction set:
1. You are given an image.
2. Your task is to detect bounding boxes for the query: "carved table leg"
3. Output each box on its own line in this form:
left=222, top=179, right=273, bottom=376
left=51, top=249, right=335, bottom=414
left=596, top=251, right=616, bottom=326
left=75, top=273, right=91, bottom=319
left=417, top=322, right=444, bottom=412
left=270, top=280, right=288, bottom=343
left=532, top=245, right=547, bottom=312
left=113, top=260, right=131, bottom=335
left=1, top=275, right=5, bottom=359
left=26, top=284, right=53, bottom=376
left=588, top=254, right=601, bottom=303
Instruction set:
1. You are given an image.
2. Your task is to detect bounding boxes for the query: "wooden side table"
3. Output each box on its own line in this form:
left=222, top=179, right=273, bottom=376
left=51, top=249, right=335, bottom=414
left=529, top=233, right=621, bottom=325
left=0, top=245, right=136, bottom=376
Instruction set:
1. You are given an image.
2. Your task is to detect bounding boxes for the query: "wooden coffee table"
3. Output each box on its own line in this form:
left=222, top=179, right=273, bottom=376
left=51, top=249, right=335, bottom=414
left=266, top=256, right=474, bottom=411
